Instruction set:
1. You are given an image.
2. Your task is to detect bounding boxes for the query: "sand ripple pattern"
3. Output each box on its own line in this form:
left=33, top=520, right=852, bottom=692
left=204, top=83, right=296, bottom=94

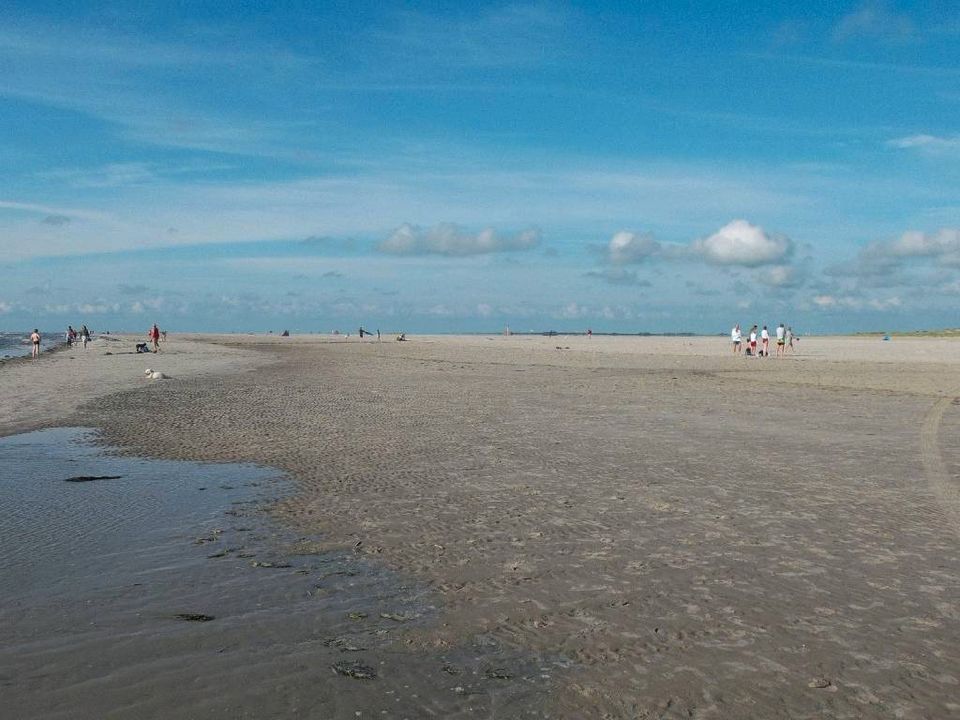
left=78, top=338, right=960, bottom=719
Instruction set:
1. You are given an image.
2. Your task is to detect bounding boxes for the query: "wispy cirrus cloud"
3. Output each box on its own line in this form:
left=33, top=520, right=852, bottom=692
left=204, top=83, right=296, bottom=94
left=888, top=134, right=960, bottom=156
left=832, top=1, right=915, bottom=43
left=375, top=4, right=575, bottom=70
left=0, top=200, right=110, bottom=222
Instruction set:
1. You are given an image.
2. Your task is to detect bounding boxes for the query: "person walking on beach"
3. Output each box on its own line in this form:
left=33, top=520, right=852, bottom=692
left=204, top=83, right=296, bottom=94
left=30, top=329, right=41, bottom=358
left=786, top=326, right=795, bottom=353
left=748, top=325, right=758, bottom=357
left=149, top=323, right=161, bottom=353
left=776, top=323, right=786, bottom=357
left=731, top=324, right=742, bottom=354
left=760, top=325, right=770, bottom=357
left=80, top=325, right=90, bottom=349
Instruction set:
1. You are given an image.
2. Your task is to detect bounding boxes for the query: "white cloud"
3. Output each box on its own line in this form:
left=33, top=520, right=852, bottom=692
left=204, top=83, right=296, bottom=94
left=76, top=303, right=121, bottom=314
left=558, top=302, right=588, bottom=319
left=0, top=200, right=110, bottom=223
left=476, top=302, right=493, bottom=317
left=891, top=229, right=960, bottom=257
left=849, top=229, right=960, bottom=277
left=869, top=296, right=901, bottom=310
left=425, top=303, right=454, bottom=316
left=606, top=231, right=660, bottom=264
left=888, top=134, right=960, bottom=156
left=833, top=1, right=915, bottom=42
left=759, top=264, right=802, bottom=287
left=379, top=223, right=540, bottom=256
left=811, top=294, right=901, bottom=311
left=0, top=301, right=12, bottom=314
left=692, top=219, right=792, bottom=267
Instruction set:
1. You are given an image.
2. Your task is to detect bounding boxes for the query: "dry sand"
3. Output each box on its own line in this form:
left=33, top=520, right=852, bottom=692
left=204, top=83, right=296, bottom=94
left=3, top=333, right=960, bottom=718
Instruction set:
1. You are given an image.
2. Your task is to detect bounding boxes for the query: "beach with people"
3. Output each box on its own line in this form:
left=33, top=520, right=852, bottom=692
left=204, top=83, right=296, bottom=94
left=3, top=331, right=960, bottom=718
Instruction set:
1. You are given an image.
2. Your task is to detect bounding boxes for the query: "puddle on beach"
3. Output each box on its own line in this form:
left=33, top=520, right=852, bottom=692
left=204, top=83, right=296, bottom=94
left=0, top=428, right=550, bottom=719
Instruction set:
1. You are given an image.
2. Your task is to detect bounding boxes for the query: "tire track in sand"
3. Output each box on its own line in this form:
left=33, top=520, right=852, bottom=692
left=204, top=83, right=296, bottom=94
left=920, top=394, right=960, bottom=532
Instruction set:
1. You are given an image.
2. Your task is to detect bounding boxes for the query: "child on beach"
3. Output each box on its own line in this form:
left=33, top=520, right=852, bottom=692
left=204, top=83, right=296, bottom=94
left=731, top=324, right=742, bottom=354
left=748, top=326, right=758, bottom=356
left=760, top=326, right=770, bottom=357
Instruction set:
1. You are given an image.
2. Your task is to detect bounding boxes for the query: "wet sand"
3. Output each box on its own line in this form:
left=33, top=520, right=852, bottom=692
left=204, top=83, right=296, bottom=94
left=4, top=334, right=960, bottom=718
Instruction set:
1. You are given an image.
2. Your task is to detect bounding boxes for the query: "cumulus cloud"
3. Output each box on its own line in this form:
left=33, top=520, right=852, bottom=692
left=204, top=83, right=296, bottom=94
left=692, top=219, right=792, bottom=267
left=606, top=231, right=660, bottom=264
left=884, top=229, right=960, bottom=258
left=840, top=228, right=960, bottom=279
left=379, top=223, right=540, bottom=256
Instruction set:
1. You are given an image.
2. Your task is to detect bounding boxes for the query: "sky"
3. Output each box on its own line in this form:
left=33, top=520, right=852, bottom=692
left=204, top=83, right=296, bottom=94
left=1, top=0, right=959, bottom=334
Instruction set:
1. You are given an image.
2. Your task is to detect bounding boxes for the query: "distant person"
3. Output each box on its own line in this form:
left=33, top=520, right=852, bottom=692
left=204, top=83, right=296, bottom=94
left=731, top=324, right=742, bottom=354
left=358, top=327, right=366, bottom=340
left=587, top=328, right=593, bottom=339
left=377, top=329, right=381, bottom=341
left=149, top=323, right=161, bottom=353
left=30, top=329, right=41, bottom=358
left=66, top=325, right=76, bottom=346
left=786, top=326, right=795, bottom=352
left=160, top=329, right=167, bottom=342
left=80, top=325, right=90, bottom=349
left=748, top=325, right=758, bottom=357
left=776, top=323, right=786, bottom=357
left=760, top=325, right=770, bottom=357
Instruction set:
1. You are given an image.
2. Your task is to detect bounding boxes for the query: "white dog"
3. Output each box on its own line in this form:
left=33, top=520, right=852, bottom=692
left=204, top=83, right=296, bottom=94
left=144, top=368, right=169, bottom=380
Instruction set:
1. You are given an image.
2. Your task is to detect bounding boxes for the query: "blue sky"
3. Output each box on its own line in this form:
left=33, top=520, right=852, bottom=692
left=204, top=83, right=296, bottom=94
left=1, top=0, right=959, bottom=333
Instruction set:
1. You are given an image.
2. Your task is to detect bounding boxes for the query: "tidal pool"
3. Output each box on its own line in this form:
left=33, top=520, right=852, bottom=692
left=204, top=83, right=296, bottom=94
left=0, top=428, right=547, bottom=719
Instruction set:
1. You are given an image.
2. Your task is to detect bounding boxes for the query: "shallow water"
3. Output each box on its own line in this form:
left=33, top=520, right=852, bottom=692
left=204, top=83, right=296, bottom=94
left=0, top=331, right=63, bottom=359
left=0, top=428, right=550, bottom=719
left=0, top=428, right=281, bottom=596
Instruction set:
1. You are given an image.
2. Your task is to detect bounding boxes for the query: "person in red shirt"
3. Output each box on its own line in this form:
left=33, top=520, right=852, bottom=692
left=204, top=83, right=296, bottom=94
left=149, top=324, right=161, bottom=353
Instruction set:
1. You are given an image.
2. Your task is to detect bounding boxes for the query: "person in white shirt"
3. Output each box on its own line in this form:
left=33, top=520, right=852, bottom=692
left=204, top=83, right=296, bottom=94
left=760, top=326, right=770, bottom=357
left=748, top=326, right=758, bottom=356
left=731, top=324, right=742, bottom=354
left=775, top=323, right=786, bottom=357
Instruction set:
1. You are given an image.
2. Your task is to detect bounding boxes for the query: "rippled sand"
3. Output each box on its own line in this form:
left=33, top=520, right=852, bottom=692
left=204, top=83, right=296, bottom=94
left=4, top=333, right=960, bottom=718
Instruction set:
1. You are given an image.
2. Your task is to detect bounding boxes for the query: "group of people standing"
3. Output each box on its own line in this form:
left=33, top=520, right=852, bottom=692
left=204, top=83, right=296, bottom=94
left=731, top=323, right=796, bottom=358
left=66, top=325, right=92, bottom=349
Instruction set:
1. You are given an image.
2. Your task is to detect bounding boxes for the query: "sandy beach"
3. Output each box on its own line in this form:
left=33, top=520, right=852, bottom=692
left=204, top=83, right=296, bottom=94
left=3, top=333, right=960, bottom=718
